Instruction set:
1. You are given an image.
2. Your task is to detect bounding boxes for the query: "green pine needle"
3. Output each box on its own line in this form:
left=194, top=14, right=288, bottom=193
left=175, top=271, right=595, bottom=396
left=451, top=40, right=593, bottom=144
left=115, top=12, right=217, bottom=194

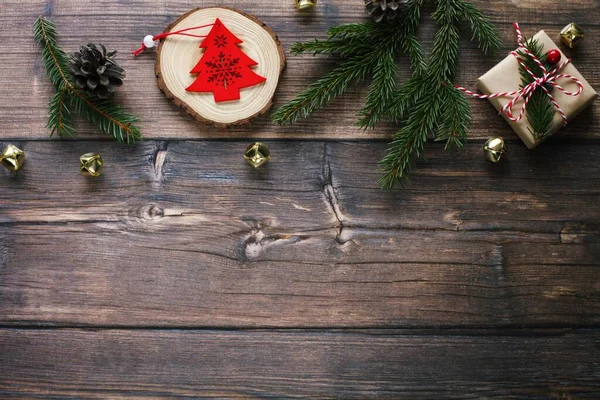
left=69, top=92, right=142, bottom=144
left=272, top=0, right=501, bottom=189
left=47, top=89, right=76, bottom=138
left=437, top=82, right=471, bottom=150
left=358, top=48, right=397, bottom=128
left=34, top=16, right=72, bottom=91
left=272, top=0, right=425, bottom=128
left=272, top=53, right=376, bottom=125
left=517, top=38, right=555, bottom=142
left=327, top=22, right=378, bottom=39
left=428, top=20, right=460, bottom=82
left=33, top=16, right=142, bottom=144
left=455, top=0, right=503, bottom=54
left=380, top=0, right=499, bottom=189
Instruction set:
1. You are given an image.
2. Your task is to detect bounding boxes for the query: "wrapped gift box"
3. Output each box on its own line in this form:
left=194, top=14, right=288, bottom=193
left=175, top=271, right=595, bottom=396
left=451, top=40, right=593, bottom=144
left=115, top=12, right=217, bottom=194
left=477, top=30, right=597, bottom=149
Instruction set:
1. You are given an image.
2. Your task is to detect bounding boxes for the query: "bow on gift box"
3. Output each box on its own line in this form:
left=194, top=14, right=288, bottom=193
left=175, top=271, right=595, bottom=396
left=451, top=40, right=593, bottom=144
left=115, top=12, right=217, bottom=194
left=456, top=23, right=584, bottom=126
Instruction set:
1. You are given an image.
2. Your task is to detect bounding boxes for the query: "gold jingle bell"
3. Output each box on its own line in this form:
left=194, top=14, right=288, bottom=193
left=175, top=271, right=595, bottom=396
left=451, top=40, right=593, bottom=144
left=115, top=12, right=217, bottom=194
left=80, top=153, right=103, bottom=177
left=0, top=144, right=25, bottom=171
left=560, top=23, right=584, bottom=48
left=483, top=138, right=507, bottom=163
left=295, top=0, right=317, bottom=10
left=244, top=142, right=270, bottom=168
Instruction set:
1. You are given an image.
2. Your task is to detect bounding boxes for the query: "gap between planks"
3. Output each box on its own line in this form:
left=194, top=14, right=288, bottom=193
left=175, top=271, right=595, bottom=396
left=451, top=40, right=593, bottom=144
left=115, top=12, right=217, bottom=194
left=0, top=326, right=597, bottom=337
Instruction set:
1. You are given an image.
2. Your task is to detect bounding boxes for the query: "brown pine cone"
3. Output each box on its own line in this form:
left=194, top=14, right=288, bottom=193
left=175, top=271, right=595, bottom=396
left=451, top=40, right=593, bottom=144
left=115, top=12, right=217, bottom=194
left=69, top=44, right=125, bottom=98
left=365, top=0, right=409, bottom=23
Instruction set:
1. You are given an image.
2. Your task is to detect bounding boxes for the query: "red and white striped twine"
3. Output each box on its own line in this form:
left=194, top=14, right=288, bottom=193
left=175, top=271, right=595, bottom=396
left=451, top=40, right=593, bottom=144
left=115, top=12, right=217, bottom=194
left=455, top=23, right=584, bottom=126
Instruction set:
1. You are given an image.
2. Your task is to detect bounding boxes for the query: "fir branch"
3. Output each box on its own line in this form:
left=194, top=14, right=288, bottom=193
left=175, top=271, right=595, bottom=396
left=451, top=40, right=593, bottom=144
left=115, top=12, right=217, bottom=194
left=47, top=89, right=76, bottom=138
left=33, top=16, right=73, bottom=91
left=381, top=0, right=499, bottom=187
left=402, top=34, right=427, bottom=76
left=292, top=23, right=380, bottom=57
left=291, top=39, right=339, bottom=56
left=291, top=38, right=373, bottom=58
left=358, top=1, right=426, bottom=127
left=399, top=0, right=427, bottom=76
left=69, top=91, right=142, bottom=144
left=436, top=82, right=470, bottom=149
left=379, top=79, right=441, bottom=189
left=274, top=2, right=425, bottom=127
left=526, top=89, right=555, bottom=142
left=358, top=48, right=397, bottom=128
left=429, top=10, right=460, bottom=81
left=293, top=22, right=402, bottom=57
left=518, top=38, right=555, bottom=141
left=33, top=16, right=142, bottom=143
left=327, top=22, right=378, bottom=39
left=386, top=75, right=427, bottom=122
left=272, top=54, right=375, bottom=125
left=380, top=0, right=462, bottom=187
left=272, top=0, right=502, bottom=188
left=518, top=39, right=549, bottom=79
left=455, top=0, right=503, bottom=54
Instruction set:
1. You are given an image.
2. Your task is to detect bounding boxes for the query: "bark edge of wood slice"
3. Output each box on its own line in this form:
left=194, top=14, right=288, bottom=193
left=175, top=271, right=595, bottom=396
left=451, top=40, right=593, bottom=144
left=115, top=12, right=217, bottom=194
left=155, top=7, right=286, bottom=128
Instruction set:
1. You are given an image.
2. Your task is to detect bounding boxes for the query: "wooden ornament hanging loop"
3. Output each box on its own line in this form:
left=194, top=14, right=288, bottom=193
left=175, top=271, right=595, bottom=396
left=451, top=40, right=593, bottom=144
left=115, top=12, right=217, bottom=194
left=154, top=7, right=285, bottom=128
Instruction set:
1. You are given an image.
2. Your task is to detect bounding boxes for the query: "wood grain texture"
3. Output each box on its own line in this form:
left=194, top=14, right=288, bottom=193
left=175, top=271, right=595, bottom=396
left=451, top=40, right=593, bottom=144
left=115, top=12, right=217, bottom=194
left=1, top=328, right=599, bottom=399
left=0, top=0, right=598, bottom=140
left=1, top=1, right=600, bottom=398
left=156, top=7, right=286, bottom=127
left=0, top=140, right=598, bottom=328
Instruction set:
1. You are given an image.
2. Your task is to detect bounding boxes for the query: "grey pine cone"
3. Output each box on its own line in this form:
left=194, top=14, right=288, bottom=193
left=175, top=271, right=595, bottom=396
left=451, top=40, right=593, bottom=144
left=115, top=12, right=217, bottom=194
left=69, top=44, right=124, bottom=98
left=365, top=0, right=409, bottom=23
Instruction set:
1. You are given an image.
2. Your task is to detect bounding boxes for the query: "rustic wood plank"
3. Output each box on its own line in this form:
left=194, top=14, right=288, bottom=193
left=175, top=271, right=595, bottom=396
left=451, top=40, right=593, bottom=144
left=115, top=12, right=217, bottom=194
left=0, top=140, right=598, bottom=327
left=1, top=225, right=598, bottom=327
left=0, top=328, right=599, bottom=399
left=328, top=141, right=600, bottom=231
left=2, top=2, right=598, bottom=397
left=0, top=0, right=597, bottom=140
left=1, top=140, right=598, bottom=231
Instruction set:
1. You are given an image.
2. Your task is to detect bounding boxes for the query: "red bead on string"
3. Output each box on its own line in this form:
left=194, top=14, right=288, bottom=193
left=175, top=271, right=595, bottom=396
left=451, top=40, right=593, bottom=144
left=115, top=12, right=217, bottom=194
left=546, top=49, right=562, bottom=65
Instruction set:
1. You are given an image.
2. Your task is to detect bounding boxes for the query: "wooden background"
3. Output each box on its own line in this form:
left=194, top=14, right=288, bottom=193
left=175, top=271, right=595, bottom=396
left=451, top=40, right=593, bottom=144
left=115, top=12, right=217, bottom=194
left=0, top=0, right=599, bottom=398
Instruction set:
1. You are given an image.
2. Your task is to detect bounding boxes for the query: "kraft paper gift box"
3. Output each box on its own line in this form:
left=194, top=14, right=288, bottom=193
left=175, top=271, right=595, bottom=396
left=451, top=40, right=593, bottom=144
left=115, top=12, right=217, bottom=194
left=477, top=30, right=597, bottom=149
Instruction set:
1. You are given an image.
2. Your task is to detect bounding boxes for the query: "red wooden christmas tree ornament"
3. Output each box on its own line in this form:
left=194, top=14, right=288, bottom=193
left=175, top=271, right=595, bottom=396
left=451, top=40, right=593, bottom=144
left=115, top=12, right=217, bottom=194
left=186, top=19, right=267, bottom=102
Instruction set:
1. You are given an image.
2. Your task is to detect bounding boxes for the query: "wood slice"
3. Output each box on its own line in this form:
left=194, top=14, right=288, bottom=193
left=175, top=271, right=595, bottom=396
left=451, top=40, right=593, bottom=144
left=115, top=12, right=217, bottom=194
left=155, top=7, right=285, bottom=128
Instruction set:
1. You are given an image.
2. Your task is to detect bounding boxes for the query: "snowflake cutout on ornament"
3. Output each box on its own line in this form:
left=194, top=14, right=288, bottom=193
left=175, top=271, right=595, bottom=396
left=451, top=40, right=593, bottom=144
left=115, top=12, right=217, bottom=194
left=205, top=52, right=242, bottom=89
left=213, top=34, right=228, bottom=48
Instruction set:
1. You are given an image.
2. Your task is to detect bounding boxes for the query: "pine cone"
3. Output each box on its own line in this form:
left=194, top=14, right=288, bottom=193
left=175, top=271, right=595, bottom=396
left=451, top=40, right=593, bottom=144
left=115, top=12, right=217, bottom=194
left=69, top=44, right=125, bottom=98
left=365, top=0, right=409, bottom=23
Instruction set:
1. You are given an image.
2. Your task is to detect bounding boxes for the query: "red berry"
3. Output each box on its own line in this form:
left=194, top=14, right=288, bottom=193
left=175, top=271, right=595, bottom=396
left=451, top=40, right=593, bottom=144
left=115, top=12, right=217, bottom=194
left=546, top=49, right=561, bottom=65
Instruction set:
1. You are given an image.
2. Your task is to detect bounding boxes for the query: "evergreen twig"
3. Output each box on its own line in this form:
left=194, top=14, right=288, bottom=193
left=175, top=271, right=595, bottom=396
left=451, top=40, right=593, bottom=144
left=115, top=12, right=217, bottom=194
left=455, top=0, right=504, bottom=54
left=272, top=0, right=426, bottom=129
left=381, top=0, right=500, bottom=188
left=271, top=54, right=375, bottom=125
left=437, top=83, right=470, bottom=150
left=33, top=16, right=142, bottom=144
left=517, top=38, right=555, bottom=142
left=379, top=77, right=439, bottom=189
left=358, top=48, right=397, bottom=128
left=272, top=0, right=501, bottom=189
left=47, top=89, right=76, bottom=138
